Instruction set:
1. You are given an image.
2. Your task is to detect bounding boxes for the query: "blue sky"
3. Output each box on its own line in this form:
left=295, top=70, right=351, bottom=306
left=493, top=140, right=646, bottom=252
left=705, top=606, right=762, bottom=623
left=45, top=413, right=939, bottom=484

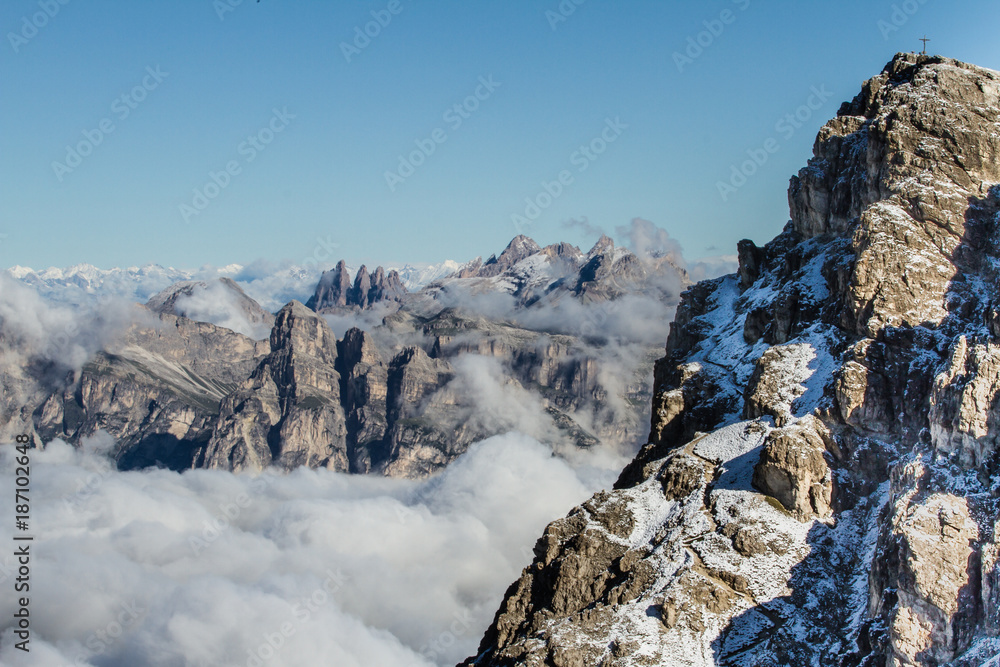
left=2, top=0, right=998, bottom=271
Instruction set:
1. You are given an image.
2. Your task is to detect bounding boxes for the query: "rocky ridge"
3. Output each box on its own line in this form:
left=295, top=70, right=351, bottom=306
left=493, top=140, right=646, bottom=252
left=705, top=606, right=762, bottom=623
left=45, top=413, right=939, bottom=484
left=436, top=233, right=685, bottom=309
left=6, top=228, right=685, bottom=478
left=462, top=54, right=1000, bottom=667
left=306, top=260, right=408, bottom=311
left=146, top=277, right=276, bottom=338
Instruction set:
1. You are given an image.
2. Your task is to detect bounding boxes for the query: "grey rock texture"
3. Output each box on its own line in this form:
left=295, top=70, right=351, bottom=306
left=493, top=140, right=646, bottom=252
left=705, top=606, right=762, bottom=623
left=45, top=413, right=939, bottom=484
left=9, top=242, right=671, bottom=477
left=306, top=260, right=407, bottom=312
left=462, top=54, right=1000, bottom=667
left=145, top=277, right=274, bottom=337
left=202, top=301, right=349, bottom=472
left=34, top=312, right=269, bottom=470
left=337, top=327, right=389, bottom=473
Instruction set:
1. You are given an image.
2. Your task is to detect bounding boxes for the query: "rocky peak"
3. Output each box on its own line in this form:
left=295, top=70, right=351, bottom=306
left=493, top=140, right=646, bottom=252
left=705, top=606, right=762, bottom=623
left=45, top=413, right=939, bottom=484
left=586, top=233, right=615, bottom=258
left=502, top=234, right=542, bottom=260
left=145, top=277, right=274, bottom=338
left=270, top=300, right=337, bottom=362
left=367, top=266, right=406, bottom=305
left=464, top=54, right=1000, bottom=667
left=305, top=260, right=352, bottom=310
left=351, top=264, right=372, bottom=307
left=538, top=242, right=584, bottom=270
left=307, top=261, right=407, bottom=312
left=474, top=235, right=543, bottom=278
left=787, top=52, right=1000, bottom=338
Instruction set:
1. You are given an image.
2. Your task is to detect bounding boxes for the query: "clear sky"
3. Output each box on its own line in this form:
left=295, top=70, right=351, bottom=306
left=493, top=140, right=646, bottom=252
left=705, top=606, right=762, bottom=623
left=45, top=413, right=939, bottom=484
left=2, top=0, right=999, bottom=271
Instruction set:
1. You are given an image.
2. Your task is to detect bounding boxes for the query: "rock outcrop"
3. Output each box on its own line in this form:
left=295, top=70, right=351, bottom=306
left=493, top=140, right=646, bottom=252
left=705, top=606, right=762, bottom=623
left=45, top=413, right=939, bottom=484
left=34, top=312, right=270, bottom=470
left=202, top=301, right=349, bottom=471
left=463, top=54, right=1000, bottom=667
left=145, top=277, right=275, bottom=338
left=306, top=260, right=407, bottom=312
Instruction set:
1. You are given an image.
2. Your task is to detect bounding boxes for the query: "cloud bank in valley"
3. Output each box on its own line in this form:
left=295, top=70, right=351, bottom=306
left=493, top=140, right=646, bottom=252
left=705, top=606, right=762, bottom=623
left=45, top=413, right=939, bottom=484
left=170, top=279, right=273, bottom=340
left=0, top=218, right=733, bottom=665
left=0, top=274, right=142, bottom=373
left=0, top=433, right=621, bottom=666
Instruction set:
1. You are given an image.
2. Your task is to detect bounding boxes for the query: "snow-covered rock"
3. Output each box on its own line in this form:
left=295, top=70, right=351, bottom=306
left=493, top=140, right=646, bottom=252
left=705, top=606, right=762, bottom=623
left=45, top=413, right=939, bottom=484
left=463, top=53, right=1000, bottom=667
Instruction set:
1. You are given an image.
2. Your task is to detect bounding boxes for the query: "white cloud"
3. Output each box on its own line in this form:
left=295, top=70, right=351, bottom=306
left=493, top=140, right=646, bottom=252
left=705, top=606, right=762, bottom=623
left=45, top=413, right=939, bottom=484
left=0, top=432, right=619, bottom=666
left=172, top=280, right=272, bottom=340
left=0, top=274, right=142, bottom=372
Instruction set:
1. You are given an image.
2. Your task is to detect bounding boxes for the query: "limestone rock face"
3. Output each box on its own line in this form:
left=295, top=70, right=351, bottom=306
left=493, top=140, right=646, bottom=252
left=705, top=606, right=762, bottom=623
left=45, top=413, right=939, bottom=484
left=381, top=345, right=458, bottom=478
left=752, top=417, right=833, bottom=520
left=306, top=260, right=353, bottom=310
left=929, top=336, right=1000, bottom=467
left=202, top=301, right=349, bottom=472
left=145, top=277, right=274, bottom=338
left=337, top=327, right=389, bottom=473
left=306, top=260, right=406, bottom=312
left=463, top=54, right=1000, bottom=667
left=34, top=312, right=269, bottom=470
left=790, top=54, right=1000, bottom=337
left=873, top=482, right=982, bottom=666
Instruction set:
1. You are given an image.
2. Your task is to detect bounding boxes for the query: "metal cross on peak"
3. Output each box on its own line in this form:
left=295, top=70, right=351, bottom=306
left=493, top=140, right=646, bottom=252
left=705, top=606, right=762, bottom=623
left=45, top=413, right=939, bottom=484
left=920, top=35, right=931, bottom=55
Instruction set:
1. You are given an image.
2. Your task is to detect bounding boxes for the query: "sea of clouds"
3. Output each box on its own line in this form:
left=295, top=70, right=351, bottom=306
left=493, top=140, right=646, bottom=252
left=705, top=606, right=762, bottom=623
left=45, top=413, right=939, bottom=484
left=0, top=432, right=624, bottom=666
left=0, top=219, right=736, bottom=665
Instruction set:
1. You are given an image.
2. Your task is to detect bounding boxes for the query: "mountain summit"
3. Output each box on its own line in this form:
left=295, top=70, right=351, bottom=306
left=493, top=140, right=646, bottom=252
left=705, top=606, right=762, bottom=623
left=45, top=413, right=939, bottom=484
left=462, top=53, right=1000, bottom=667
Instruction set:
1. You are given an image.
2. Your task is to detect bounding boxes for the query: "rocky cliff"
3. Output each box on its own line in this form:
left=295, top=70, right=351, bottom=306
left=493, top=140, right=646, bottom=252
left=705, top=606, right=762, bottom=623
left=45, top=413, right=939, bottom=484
left=34, top=312, right=270, bottom=470
left=145, top=277, right=275, bottom=335
left=11, top=227, right=683, bottom=477
left=462, top=53, right=1000, bottom=667
left=306, top=259, right=407, bottom=311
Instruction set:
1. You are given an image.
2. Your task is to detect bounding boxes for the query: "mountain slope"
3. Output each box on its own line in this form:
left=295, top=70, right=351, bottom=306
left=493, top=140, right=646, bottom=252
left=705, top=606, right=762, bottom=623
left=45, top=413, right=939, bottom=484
left=146, top=277, right=275, bottom=339
left=10, top=226, right=690, bottom=478
left=462, top=53, right=1000, bottom=667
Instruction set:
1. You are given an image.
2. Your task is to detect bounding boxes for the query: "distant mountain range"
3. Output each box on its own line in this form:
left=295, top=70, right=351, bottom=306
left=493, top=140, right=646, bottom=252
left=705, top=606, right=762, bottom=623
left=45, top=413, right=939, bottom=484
left=4, top=259, right=462, bottom=312
left=1, top=230, right=695, bottom=480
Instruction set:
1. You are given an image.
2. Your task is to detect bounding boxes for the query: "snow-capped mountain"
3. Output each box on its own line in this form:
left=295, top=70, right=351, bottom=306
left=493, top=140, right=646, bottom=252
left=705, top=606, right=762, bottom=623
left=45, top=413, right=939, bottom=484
left=461, top=53, right=1000, bottom=667
left=4, top=258, right=459, bottom=312
left=392, top=260, right=463, bottom=290
left=7, top=263, right=195, bottom=303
